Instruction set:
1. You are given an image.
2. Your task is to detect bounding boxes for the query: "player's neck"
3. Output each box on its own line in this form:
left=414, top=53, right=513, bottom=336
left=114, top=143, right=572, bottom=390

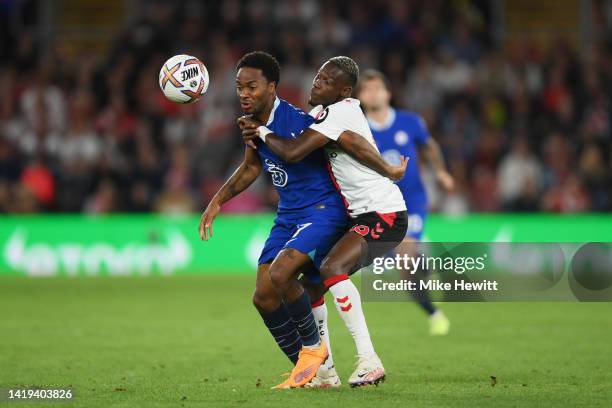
left=367, top=106, right=391, bottom=126
left=255, top=96, right=277, bottom=125
left=322, top=95, right=347, bottom=108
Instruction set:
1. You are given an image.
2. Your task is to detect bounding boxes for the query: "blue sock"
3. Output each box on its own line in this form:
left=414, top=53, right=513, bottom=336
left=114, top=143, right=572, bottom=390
left=285, top=291, right=320, bottom=347
left=410, top=286, right=437, bottom=315
left=415, top=295, right=437, bottom=315
left=409, top=266, right=437, bottom=315
left=260, top=304, right=302, bottom=364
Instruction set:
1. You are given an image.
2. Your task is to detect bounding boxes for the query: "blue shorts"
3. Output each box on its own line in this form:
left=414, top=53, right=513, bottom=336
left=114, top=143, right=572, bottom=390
left=405, top=200, right=427, bottom=241
left=258, top=205, right=348, bottom=281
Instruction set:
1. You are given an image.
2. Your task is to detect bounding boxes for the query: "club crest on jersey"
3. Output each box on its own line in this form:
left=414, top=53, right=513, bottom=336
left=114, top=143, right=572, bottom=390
left=264, top=159, right=288, bottom=187
left=394, top=131, right=409, bottom=145
left=314, top=107, right=329, bottom=124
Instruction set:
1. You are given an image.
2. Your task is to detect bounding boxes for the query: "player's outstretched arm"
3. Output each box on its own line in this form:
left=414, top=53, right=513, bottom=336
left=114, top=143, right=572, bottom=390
left=337, top=130, right=408, bottom=181
left=199, top=146, right=262, bottom=241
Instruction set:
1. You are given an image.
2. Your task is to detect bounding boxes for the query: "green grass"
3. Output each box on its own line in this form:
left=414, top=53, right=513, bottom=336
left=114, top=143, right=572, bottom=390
left=1, top=276, right=611, bottom=407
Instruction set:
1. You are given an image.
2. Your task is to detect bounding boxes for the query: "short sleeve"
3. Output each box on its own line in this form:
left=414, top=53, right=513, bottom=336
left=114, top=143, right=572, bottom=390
left=412, top=114, right=430, bottom=145
left=308, top=102, right=358, bottom=141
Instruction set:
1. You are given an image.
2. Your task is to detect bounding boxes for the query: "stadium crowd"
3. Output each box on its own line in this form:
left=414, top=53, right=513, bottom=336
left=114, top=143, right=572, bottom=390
left=0, top=0, right=610, bottom=214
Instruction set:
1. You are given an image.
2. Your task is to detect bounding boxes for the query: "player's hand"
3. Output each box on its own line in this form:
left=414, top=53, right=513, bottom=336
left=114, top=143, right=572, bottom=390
left=240, top=119, right=260, bottom=142
left=237, top=115, right=255, bottom=128
left=436, top=170, right=455, bottom=192
left=237, top=116, right=260, bottom=149
left=199, top=200, right=221, bottom=241
left=387, top=155, right=409, bottom=181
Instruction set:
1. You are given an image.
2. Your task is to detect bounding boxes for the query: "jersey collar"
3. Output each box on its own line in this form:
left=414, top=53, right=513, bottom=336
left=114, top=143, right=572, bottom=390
left=367, top=108, right=396, bottom=131
left=266, top=97, right=281, bottom=126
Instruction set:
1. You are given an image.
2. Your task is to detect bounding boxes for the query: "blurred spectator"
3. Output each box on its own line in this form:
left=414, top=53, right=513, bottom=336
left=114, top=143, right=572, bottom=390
left=542, top=175, right=591, bottom=213
left=497, top=137, right=542, bottom=211
left=578, top=143, right=610, bottom=210
left=12, top=185, right=40, bottom=213
left=84, top=179, right=119, bottom=213
left=20, top=157, right=55, bottom=208
left=153, top=145, right=196, bottom=214
left=0, top=0, right=610, bottom=214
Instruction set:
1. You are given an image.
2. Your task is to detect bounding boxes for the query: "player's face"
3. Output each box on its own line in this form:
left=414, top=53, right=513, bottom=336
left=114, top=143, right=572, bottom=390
left=357, top=78, right=391, bottom=112
left=309, top=62, right=349, bottom=106
left=236, top=67, right=275, bottom=114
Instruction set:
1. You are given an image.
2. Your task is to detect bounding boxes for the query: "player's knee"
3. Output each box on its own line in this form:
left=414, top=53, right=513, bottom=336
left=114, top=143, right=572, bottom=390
left=319, top=257, right=347, bottom=280
left=252, top=289, right=278, bottom=313
left=269, top=267, right=291, bottom=292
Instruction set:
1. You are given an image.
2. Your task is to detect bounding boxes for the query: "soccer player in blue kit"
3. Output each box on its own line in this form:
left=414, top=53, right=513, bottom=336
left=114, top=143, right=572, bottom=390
left=356, top=69, right=454, bottom=335
left=198, top=52, right=405, bottom=388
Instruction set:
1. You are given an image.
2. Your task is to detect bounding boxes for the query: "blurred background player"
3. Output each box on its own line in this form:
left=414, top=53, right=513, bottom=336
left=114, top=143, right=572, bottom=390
left=357, top=69, right=454, bottom=335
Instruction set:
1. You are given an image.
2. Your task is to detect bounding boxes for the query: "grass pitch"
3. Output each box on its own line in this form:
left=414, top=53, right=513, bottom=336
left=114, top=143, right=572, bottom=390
left=1, top=275, right=611, bottom=407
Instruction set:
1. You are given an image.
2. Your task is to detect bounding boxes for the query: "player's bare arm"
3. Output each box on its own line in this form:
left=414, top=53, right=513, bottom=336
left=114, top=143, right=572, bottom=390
left=239, top=117, right=329, bottom=162
left=336, top=130, right=408, bottom=181
left=199, top=146, right=262, bottom=241
left=418, top=137, right=455, bottom=191
left=240, top=118, right=407, bottom=180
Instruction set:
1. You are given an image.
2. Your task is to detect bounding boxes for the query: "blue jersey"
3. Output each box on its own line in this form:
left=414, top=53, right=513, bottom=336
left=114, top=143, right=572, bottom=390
left=256, top=98, right=345, bottom=216
left=256, top=98, right=347, bottom=270
left=369, top=109, right=429, bottom=209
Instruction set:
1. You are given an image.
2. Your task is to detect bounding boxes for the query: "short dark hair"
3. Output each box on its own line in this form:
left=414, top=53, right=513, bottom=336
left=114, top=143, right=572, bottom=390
left=236, top=51, right=280, bottom=85
left=328, top=56, right=359, bottom=86
left=356, top=69, right=391, bottom=94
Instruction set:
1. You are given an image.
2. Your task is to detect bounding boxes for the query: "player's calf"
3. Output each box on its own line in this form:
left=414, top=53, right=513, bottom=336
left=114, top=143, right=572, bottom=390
left=318, top=233, right=378, bottom=360
left=267, top=249, right=328, bottom=387
left=253, top=264, right=303, bottom=364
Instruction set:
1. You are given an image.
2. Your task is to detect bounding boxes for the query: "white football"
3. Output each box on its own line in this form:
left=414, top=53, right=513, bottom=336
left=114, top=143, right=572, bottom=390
left=159, top=54, right=209, bottom=104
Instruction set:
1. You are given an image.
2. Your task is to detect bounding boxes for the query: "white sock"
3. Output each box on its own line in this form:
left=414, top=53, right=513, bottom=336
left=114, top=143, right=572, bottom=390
left=312, top=301, right=335, bottom=370
left=328, top=278, right=375, bottom=358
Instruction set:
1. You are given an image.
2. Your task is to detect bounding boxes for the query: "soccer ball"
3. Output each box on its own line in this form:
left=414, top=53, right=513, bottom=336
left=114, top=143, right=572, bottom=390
left=159, top=54, right=209, bottom=104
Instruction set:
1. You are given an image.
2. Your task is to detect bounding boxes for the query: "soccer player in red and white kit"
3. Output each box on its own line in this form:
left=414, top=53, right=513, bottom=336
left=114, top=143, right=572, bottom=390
left=240, top=56, right=408, bottom=387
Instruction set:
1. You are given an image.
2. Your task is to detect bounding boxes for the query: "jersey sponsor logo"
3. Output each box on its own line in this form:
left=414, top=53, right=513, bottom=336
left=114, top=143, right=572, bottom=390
left=264, top=159, right=288, bottom=187
left=314, top=107, right=329, bottom=124
left=394, top=130, right=409, bottom=145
